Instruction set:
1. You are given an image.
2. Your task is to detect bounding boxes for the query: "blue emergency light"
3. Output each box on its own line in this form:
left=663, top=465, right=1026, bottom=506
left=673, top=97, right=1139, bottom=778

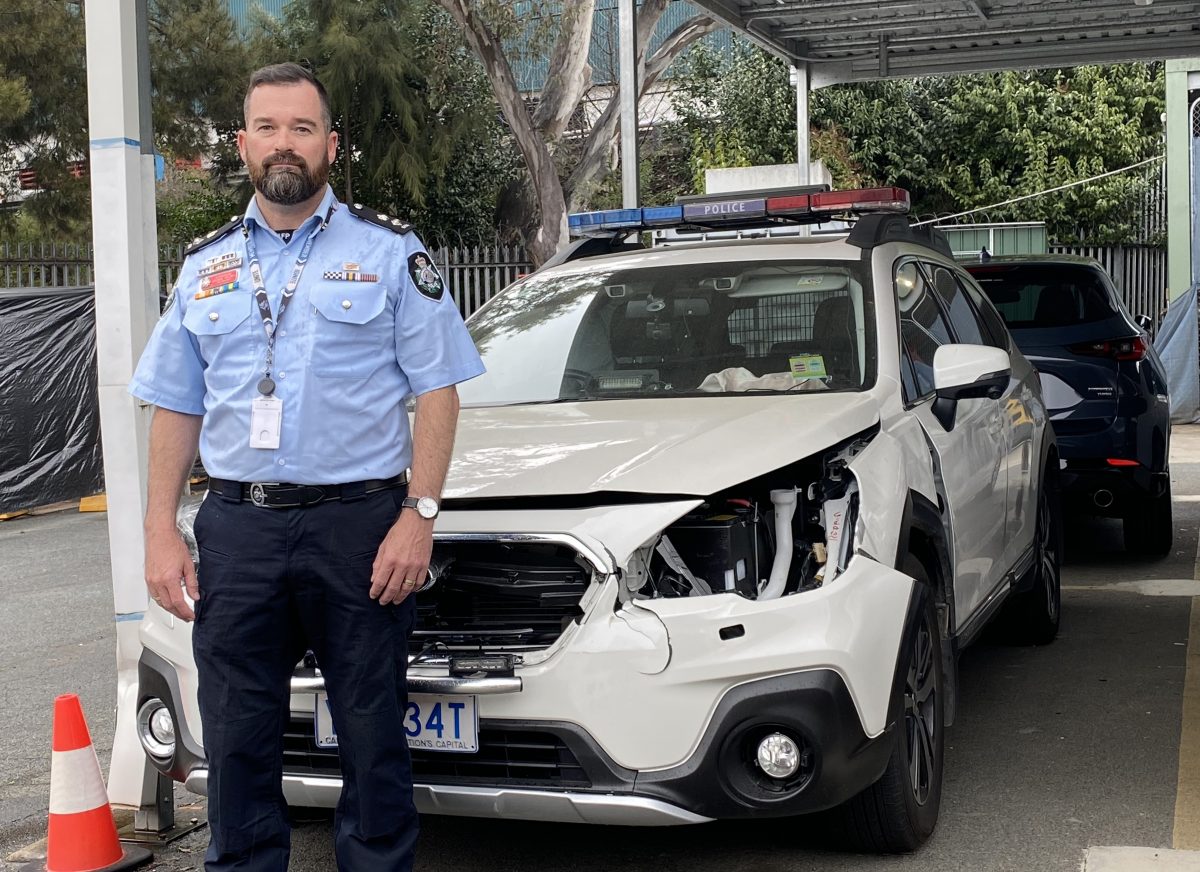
left=566, top=187, right=911, bottom=238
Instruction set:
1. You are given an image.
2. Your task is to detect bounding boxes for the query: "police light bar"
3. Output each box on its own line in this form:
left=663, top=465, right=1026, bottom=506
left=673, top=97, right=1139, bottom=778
left=567, top=187, right=910, bottom=237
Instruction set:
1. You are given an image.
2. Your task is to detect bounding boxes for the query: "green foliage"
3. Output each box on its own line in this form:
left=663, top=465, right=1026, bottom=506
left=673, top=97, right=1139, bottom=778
left=149, top=0, right=251, bottom=160
left=670, top=40, right=798, bottom=190
left=251, top=0, right=517, bottom=243
left=0, top=0, right=90, bottom=231
left=155, top=170, right=243, bottom=245
left=669, top=38, right=1166, bottom=244
left=0, top=0, right=248, bottom=235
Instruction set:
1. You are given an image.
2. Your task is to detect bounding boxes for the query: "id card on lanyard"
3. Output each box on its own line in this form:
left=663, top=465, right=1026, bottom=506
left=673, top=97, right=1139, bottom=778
left=243, top=205, right=335, bottom=449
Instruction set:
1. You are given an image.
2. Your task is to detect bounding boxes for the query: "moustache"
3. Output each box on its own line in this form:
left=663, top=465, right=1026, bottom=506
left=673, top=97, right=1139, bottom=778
left=263, top=152, right=307, bottom=170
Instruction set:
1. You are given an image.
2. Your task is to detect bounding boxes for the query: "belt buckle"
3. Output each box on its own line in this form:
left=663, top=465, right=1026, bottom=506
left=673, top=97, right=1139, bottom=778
left=249, top=482, right=277, bottom=507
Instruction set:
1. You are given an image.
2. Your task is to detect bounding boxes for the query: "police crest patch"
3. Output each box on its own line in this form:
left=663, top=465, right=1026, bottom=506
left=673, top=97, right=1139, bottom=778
left=408, top=251, right=444, bottom=301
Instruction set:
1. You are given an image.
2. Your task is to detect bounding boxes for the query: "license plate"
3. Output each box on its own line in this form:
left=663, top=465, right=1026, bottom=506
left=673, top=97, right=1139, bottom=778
left=314, top=692, right=479, bottom=753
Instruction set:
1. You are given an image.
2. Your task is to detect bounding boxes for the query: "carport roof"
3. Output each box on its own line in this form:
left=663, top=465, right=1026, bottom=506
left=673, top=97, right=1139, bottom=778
left=687, top=0, right=1200, bottom=86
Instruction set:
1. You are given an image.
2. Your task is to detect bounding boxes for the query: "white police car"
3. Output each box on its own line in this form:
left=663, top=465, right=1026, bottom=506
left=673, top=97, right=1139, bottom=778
left=141, top=187, right=1059, bottom=853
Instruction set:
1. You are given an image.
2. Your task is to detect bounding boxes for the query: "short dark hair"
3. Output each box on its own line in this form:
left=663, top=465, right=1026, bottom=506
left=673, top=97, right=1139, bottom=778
left=243, top=63, right=332, bottom=132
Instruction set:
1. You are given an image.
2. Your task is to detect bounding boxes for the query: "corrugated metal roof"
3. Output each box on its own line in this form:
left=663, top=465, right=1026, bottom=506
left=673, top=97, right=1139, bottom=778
left=688, top=0, right=1200, bottom=86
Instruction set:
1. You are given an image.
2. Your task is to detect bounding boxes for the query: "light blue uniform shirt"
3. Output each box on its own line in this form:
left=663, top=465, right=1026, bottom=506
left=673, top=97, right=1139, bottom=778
left=129, top=186, right=485, bottom=484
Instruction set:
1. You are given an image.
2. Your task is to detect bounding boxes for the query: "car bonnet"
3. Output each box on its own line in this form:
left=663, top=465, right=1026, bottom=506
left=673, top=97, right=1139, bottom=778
left=441, top=393, right=880, bottom=499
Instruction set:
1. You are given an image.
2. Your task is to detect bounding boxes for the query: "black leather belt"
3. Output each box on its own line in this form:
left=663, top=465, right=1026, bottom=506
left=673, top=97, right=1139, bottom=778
left=207, top=473, right=409, bottom=508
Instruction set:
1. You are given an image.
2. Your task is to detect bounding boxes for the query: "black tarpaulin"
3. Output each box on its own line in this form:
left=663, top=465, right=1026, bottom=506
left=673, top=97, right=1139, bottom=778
left=0, top=286, right=103, bottom=513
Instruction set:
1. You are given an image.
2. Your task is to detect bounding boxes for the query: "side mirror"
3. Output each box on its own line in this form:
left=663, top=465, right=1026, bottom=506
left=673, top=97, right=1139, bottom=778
left=931, top=344, right=1012, bottom=431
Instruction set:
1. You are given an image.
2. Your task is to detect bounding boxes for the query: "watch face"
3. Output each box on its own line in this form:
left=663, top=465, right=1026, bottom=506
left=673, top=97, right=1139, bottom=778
left=416, top=496, right=439, bottom=519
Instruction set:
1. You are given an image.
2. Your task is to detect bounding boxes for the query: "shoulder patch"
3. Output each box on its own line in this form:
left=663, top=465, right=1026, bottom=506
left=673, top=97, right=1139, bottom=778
left=183, top=215, right=243, bottom=257
left=348, top=202, right=413, bottom=235
left=408, top=251, right=445, bottom=301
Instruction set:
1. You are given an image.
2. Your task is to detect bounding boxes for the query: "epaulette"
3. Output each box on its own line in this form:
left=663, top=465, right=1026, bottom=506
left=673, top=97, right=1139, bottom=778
left=183, top=215, right=243, bottom=257
left=348, top=202, right=413, bottom=234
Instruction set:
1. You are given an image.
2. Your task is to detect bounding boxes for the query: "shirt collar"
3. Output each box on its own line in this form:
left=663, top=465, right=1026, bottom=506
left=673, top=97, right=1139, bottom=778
left=242, top=185, right=338, bottom=237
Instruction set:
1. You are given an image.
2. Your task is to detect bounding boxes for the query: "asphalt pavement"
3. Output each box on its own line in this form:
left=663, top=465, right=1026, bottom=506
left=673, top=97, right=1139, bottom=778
left=4, top=430, right=1200, bottom=871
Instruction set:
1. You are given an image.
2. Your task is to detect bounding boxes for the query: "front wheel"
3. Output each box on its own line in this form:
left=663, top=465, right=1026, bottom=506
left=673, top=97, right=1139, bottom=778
left=836, top=555, right=943, bottom=852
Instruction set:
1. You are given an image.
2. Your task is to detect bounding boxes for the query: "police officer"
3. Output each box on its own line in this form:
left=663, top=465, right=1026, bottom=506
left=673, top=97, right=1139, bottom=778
left=130, top=63, right=483, bottom=871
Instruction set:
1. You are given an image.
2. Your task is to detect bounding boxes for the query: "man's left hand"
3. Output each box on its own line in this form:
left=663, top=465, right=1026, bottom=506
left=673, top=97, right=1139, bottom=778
left=370, top=509, right=434, bottom=605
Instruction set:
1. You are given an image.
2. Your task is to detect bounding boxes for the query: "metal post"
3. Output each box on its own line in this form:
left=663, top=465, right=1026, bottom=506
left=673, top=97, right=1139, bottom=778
left=1190, top=97, right=1200, bottom=287
left=618, top=0, right=639, bottom=208
left=84, top=0, right=158, bottom=814
left=794, top=63, right=811, bottom=187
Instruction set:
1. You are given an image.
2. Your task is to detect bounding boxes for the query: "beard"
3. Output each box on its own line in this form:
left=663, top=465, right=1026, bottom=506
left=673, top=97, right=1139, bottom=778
left=248, top=149, right=329, bottom=206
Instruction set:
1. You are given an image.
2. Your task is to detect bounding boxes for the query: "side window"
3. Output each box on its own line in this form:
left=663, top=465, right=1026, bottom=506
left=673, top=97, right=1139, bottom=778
left=955, top=272, right=1010, bottom=350
left=928, top=263, right=987, bottom=346
left=895, top=261, right=952, bottom=401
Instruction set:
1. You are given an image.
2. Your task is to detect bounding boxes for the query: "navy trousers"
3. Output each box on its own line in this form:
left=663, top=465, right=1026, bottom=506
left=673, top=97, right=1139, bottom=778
left=192, top=487, right=418, bottom=872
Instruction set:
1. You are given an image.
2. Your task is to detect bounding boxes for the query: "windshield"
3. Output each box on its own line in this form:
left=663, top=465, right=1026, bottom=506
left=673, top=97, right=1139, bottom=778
left=457, top=259, right=874, bottom=407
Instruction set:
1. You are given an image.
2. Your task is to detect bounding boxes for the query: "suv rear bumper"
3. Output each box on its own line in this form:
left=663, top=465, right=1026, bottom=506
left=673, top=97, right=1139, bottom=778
left=1060, top=462, right=1168, bottom=517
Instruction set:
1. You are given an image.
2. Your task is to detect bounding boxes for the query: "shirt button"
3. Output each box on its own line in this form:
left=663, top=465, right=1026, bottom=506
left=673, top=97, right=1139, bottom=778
left=282, top=249, right=290, bottom=256
left=341, top=299, right=352, bottom=309
left=208, top=312, right=219, bottom=322
left=280, top=329, right=287, bottom=337
left=278, top=371, right=286, bottom=379
left=277, top=459, right=286, bottom=466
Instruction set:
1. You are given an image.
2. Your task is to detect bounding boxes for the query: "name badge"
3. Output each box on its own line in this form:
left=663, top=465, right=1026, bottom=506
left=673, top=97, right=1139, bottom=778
left=249, top=396, right=283, bottom=449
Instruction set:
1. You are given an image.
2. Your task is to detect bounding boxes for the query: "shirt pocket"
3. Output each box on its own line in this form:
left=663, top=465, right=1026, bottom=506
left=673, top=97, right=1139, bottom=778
left=182, top=292, right=256, bottom=388
left=309, top=282, right=391, bottom=378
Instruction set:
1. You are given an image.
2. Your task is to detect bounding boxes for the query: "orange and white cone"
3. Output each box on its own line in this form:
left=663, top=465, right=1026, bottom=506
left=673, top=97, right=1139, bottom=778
left=35, top=694, right=150, bottom=872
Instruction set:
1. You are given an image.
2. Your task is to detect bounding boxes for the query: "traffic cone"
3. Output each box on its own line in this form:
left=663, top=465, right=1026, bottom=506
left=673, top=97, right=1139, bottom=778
left=35, top=694, right=151, bottom=872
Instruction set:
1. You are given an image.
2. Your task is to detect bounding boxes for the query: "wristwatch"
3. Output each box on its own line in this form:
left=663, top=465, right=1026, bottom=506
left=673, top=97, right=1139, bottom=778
left=401, top=496, right=440, bottom=519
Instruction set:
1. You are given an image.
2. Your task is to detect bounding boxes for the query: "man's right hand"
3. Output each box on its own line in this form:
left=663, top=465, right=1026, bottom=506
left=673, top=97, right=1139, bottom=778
left=145, top=526, right=200, bottom=622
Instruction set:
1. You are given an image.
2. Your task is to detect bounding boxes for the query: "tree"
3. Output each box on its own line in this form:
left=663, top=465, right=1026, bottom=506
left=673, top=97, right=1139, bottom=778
left=0, top=0, right=90, bottom=229
left=671, top=41, right=1166, bottom=244
left=250, top=0, right=507, bottom=241
left=434, top=0, right=721, bottom=265
left=0, top=0, right=249, bottom=233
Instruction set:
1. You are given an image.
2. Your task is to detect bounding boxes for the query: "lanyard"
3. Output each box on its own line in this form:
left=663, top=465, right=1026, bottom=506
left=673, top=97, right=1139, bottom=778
left=243, top=204, right=335, bottom=395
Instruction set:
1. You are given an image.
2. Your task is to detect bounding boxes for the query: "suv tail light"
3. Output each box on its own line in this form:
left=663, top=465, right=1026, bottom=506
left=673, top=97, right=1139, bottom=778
left=1068, top=336, right=1147, bottom=361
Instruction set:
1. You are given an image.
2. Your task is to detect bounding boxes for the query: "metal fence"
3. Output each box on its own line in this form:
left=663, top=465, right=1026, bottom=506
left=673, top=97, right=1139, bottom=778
left=1048, top=243, right=1168, bottom=325
left=2, top=238, right=1167, bottom=326
left=0, top=240, right=531, bottom=319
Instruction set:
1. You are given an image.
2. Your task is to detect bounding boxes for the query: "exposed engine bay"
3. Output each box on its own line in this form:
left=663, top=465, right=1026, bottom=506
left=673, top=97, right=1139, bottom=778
left=622, top=438, right=865, bottom=603
left=412, top=439, right=869, bottom=663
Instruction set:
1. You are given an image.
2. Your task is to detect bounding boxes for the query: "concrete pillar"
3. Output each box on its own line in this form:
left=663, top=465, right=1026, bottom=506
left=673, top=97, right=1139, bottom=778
left=83, top=0, right=160, bottom=807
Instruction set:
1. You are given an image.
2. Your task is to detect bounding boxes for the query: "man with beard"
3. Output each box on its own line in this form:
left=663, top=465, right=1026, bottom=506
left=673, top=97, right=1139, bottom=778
left=129, top=63, right=483, bottom=872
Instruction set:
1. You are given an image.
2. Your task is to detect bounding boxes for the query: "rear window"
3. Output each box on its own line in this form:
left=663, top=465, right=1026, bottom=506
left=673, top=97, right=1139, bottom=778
left=967, top=264, right=1115, bottom=328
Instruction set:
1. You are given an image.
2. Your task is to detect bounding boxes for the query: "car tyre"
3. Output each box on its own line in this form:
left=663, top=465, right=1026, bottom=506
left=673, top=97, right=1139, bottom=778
left=836, top=555, right=943, bottom=853
left=1005, top=466, right=1062, bottom=645
left=1124, top=478, right=1172, bottom=558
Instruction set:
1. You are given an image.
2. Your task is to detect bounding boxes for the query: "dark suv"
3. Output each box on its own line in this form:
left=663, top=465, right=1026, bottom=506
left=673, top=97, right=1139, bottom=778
left=965, top=255, right=1171, bottom=556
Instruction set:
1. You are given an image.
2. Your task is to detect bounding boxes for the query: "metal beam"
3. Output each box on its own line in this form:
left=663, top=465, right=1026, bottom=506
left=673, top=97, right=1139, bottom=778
left=618, top=0, right=639, bottom=208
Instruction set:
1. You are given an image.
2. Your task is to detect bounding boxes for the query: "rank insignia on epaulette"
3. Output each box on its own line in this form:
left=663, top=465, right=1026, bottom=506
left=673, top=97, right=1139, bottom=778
left=194, top=281, right=238, bottom=300
left=322, top=271, right=379, bottom=282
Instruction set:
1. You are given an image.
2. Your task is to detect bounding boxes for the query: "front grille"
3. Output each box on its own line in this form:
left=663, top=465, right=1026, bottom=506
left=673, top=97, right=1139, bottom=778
left=413, top=541, right=592, bottom=655
left=282, top=717, right=591, bottom=787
